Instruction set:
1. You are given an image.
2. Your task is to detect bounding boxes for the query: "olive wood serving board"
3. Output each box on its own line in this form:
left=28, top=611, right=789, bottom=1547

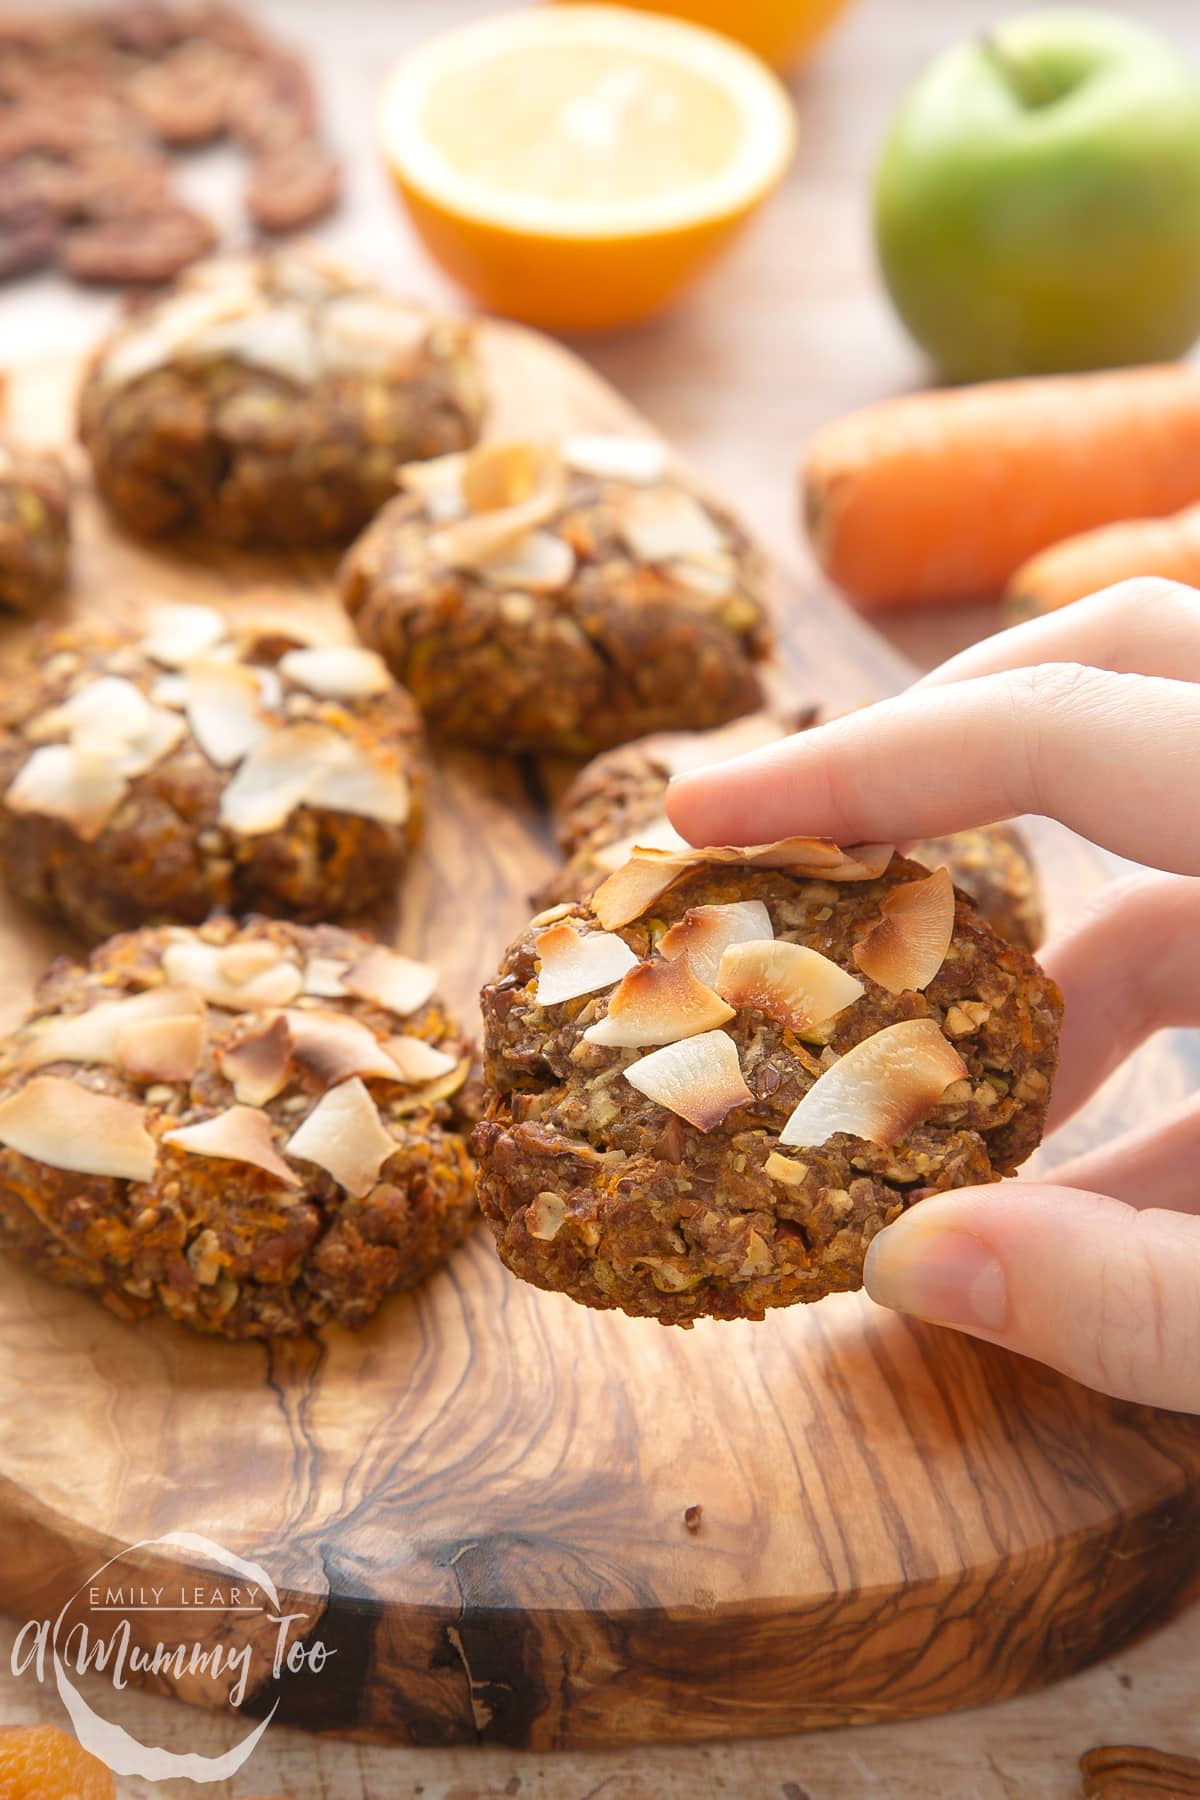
left=0, top=337, right=1197, bottom=1751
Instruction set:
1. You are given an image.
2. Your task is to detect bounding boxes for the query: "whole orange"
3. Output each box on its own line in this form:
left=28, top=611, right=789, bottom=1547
left=552, top=0, right=854, bottom=69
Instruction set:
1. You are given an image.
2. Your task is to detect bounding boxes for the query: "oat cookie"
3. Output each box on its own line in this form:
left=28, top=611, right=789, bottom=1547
left=341, top=435, right=772, bottom=757
left=0, top=441, right=70, bottom=611
left=475, top=840, right=1061, bottom=1324
left=0, top=602, right=422, bottom=941
left=80, top=250, right=485, bottom=546
left=0, top=917, right=476, bottom=1336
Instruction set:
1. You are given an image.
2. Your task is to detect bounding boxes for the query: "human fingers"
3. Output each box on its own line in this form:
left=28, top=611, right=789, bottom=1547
left=863, top=1183, right=1200, bottom=1412
left=667, top=664, right=1200, bottom=872
left=1051, top=1093, right=1200, bottom=1216
left=912, top=578, right=1200, bottom=689
left=1035, top=873, right=1200, bottom=1129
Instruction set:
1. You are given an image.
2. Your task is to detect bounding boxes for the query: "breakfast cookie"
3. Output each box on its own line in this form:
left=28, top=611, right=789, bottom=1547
left=0, top=441, right=70, bottom=611
left=474, top=839, right=1061, bottom=1325
left=79, top=249, right=485, bottom=545
left=0, top=602, right=422, bottom=941
left=540, top=714, right=1045, bottom=949
left=340, top=435, right=772, bottom=756
left=0, top=917, right=476, bottom=1337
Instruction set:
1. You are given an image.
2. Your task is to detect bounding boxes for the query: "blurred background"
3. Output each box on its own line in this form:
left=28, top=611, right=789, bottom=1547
left=5, top=0, right=1196, bottom=679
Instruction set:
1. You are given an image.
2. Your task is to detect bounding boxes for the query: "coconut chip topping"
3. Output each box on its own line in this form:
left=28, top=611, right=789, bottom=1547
left=583, top=956, right=734, bottom=1049
left=544, top=843, right=975, bottom=1165
left=659, top=900, right=774, bottom=987
left=4, top=602, right=412, bottom=844
left=0, top=1076, right=156, bottom=1183
left=97, top=253, right=444, bottom=394
left=624, top=1031, right=754, bottom=1133
left=165, top=1104, right=301, bottom=1187
left=534, top=921, right=639, bottom=1007
left=778, top=1020, right=967, bottom=1151
left=284, top=1076, right=397, bottom=1197
left=394, top=434, right=750, bottom=602
left=0, top=926, right=465, bottom=1201
left=852, top=866, right=956, bottom=995
left=715, top=940, right=864, bottom=1037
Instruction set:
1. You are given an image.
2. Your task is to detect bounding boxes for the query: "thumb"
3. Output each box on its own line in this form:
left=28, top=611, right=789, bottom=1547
left=863, top=1185, right=1200, bottom=1412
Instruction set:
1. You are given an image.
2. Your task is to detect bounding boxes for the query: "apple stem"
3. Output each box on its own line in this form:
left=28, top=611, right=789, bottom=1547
left=978, top=33, right=1061, bottom=110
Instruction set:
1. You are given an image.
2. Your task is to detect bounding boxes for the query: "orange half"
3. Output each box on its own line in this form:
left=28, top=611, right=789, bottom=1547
left=379, top=5, right=796, bottom=331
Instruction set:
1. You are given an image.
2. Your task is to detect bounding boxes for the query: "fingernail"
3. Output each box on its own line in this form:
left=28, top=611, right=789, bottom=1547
left=864, top=1224, right=1008, bottom=1331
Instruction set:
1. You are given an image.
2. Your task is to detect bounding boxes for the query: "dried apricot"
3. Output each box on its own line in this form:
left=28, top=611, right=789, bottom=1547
left=0, top=1724, right=115, bottom=1800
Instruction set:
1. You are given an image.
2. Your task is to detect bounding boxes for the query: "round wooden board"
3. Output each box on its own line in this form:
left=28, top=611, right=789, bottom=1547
left=0, top=338, right=1198, bottom=1752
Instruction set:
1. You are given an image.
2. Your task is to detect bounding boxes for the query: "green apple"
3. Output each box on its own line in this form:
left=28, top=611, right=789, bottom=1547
left=874, top=9, right=1200, bottom=380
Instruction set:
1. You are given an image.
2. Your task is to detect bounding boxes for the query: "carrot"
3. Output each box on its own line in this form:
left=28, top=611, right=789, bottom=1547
left=1005, top=505, right=1200, bottom=621
left=802, top=364, right=1200, bottom=611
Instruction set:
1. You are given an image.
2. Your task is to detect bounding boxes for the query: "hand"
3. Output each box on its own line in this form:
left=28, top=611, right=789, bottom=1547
left=667, top=578, right=1200, bottom=1411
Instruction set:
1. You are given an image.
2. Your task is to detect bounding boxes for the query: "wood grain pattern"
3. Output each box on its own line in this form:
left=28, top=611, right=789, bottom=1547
left=0, top=335, right=1198, bottom=1756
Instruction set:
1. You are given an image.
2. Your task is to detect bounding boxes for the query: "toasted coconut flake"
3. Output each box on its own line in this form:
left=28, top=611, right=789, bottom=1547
left=624, top=1030, right=752, bottom=1132
left=763, top=1151, right=808, bottom=1187
left=535, top=921, right=638, bottom=1007
left=716, top=940, right=864, bottom=1035
left=529, top=902, right=573, bottom=929
left=393, top=1052, right=471, bottom=1114
left=115, top=1013, right=206, bottom=1083
left=778, top=1020, right=968, bottom=1151
left=284, top=1009, right=403, bottom=1086
left=397, top=450, right=467, bottom=521
left=384, top=1035, right=459, bottom=1081
left=219, top=940, right=281, bottom=985
left=34, top=676, right=185, bottom=781
left=0, top=1076, right=155, bottom=1182
left=592, top=838, right=894, bottom=930
left=430, top=450, right=563, bottom=569
left=591, top=856, right=696, bottom=931
left=218, top=1015, right=293, bottom=1105
left=219, top=724, right=410, bottom=835
left=617, top=488, right=724, bottom=563
left=853, top=866, right=956, bottom=995
left=342, top=948, right=437, bottom=1018
left=217, top=727, right=311, bottom=832
left=562, top=434, right=668, bottom=485
left=185, top=657, right=269, bottom=767
left=667, top=551, right=736, bottom=597
left=193, top=304, right=320, bottom=385
left=151, top=672, right=189, bottom=710
left=660, top=900, right=774, bottom=987
left=476, top=529, right=575, bottom=593
left=593, top=814, right=691, bottom=874
left=165, top=1104, right=300, bottom=1186
left=319, top=293, right=429, bottom=373
left=462, top=440, right=543, bottom=512
left=284, top=1077, right=395, bottom=1197
left=302, top=736, right=410, bottom=826
left=38, top=675, right=155, bottom=744
left=583, top=955, right=734, bottom=1048
left=142, top=602, right=228, bottom=668
left=7, top=744, right=130, bottom=841
left=303, top=956, right=349, bottom=998
left=20, top=985, right=204, bottom=1072
left=162, top=938, right=303, bottom=1009
left=278, top=645, right=393, bottom=700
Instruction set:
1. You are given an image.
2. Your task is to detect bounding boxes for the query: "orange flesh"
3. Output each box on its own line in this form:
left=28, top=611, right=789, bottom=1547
left=420, top=45, right=742, bottom=207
